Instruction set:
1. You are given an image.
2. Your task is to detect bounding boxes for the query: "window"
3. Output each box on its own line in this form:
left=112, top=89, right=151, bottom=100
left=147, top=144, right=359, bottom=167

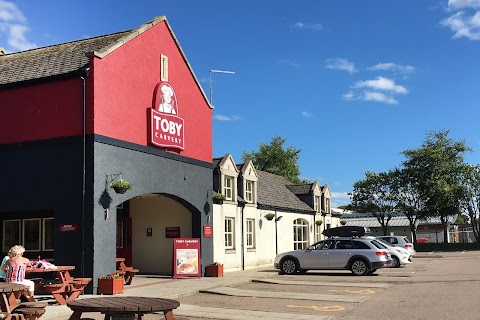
left=224, top=176, right=233, bottom=200
left=293, top=219, right=309, bottom=250
left=161, top=54, right=168, bottom=81
left=315, top=224, right=322, bottom=241
left=43, top=218, right=54, bottom=251
left=3, top=218, right=53, bottom=253
left=3, top=220, right=20, bottom=252
left=225, top=218, right=234, bottom=249
left=23, top=219, right=41, bottom=251
left=246, top=219, right=255, bottom=248
left=325, top=198, right=331, bottom=213
left=245, top=181, right=253, bottom=203
left=314, top=196, right=320, bottom=212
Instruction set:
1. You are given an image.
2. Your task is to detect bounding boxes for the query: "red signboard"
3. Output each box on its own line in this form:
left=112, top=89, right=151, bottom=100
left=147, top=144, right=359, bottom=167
left=203, top=225, right=212, bottom=238
left=58, top=224, right=78, bottom=232
left=173, top=238, right=201, bottom=279
left=166, top=227, right=180, bottom=238
left=150, top=82, right=185, bottom=150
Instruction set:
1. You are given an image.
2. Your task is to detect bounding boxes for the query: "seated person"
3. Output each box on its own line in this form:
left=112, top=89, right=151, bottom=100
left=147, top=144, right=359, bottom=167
left=0, top=253, right=8, bottom=282
left=1, top=245, right=35, bottom=302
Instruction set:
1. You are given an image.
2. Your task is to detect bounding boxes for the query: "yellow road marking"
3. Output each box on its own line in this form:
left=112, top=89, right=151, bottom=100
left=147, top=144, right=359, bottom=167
left=329, top=289, right=376, bottom=294
left=288, top=305, right=345, bottom=312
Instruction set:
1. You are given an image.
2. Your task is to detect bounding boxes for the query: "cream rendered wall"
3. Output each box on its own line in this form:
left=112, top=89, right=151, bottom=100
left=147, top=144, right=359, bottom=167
left=130, top=195, right=192, bottom=274
left=212, top=202, right=240, bottom=270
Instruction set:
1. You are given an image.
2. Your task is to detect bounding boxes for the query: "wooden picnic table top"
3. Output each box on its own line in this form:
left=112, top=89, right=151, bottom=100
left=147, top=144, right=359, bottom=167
left=25, top=266, right=75, bottom=273
left=0, top=283, right=26, bottom=293
left=67, top=296, right=180, bottom=313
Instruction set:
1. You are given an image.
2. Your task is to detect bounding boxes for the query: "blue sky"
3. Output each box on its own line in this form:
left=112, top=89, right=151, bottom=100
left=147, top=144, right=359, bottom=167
left=1, top=0, right=480, bottom=207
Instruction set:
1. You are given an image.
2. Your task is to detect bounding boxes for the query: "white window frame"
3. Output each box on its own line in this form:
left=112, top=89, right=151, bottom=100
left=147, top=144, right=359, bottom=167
left=3, top=219, right=21, bottom=253
left=315, top=224, right=322, bottom=241
left=293, top=219, right=309, bottom=250
left=22, top=218, right=41, bottom=252
left=245, top=181, right=253, bottom=203
left=224, top=176, right=233, bottom=200
left=326, top=198, right=331, bottom=213
left=246, top=219, right=255, bottom=248
left=42, top=218, right=54, bottom=251
left=314, top=196, right=320, bottom=212
left=225, top=218, right=234, bottom=249
left=161, top=54, right=168, bottom=82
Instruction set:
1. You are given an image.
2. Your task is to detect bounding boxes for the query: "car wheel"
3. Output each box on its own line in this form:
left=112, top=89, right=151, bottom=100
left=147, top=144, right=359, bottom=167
left=350, top=259, right=369, bottom=276
left=281, top=258, right=298, bottom=275
left=368, top=269, right=377, bottom=275
left=298, top=269, right=308, bottom=274
left=391, top=256, right=400, bottom=268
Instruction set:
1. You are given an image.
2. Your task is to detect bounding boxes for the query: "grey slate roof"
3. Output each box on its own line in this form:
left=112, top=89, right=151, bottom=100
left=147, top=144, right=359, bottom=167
left=0, top=31, right=130, bottom=85
left=286, top=184, right=313, bottom=195
left=257, top=171, right=315, bottom=213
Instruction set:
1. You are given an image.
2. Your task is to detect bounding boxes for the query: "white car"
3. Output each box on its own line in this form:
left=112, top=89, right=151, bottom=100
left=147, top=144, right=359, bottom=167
left=377, top=236, right=416, bottom=259
left=374, top=237, right=412, bottom=268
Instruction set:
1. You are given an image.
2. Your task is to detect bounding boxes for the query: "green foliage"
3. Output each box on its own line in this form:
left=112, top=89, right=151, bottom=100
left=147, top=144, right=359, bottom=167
left=340, top=220, right=347, bottom=225
left=264, top=213, right=276, bottom=221
left=415, top=242, right=480, bottom=252
left=110, top=179, right=133, bottom=190
left=315, top=220, right=323, bottom=226
left=242, top=135, right=302, bottom=183
left=213, top=193, right=226, bottom=200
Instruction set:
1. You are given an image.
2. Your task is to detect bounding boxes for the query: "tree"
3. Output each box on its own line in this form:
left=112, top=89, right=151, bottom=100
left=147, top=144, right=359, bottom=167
left=401, top=130, right=470, bottom=242
left=459, top=164, right=480, bottom=242
left=391, top=167, right=429, bottom=242
left=350, top=170, right=397, bottom=235
left=242, top=135, right=302, bottom=183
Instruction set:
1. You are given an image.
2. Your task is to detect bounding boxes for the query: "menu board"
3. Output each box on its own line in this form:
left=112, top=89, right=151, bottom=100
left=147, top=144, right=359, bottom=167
left=173, top=238, right=201, bottom=279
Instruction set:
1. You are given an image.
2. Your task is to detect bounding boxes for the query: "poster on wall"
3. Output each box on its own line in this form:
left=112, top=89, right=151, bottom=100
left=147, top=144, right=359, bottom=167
left=173, top=238, right=201, bottom=279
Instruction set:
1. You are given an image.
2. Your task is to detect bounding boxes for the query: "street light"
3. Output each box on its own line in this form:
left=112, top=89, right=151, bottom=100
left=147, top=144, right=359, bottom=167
left=275, top=214, right=283, bottom=255
left=209, top=69, right=235, bottom=106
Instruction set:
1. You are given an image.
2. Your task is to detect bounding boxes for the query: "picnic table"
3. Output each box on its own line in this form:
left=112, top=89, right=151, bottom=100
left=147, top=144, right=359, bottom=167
left=26, top=266, right=91, bottom=305
left=0, top=283, right=47, bottom=319
left=67, top=296, right=180, bottom=319
left=116, top=258, right=139, bottom=285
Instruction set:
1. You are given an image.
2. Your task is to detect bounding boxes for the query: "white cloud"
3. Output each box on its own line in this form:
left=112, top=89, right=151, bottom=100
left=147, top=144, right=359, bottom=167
left=213, top=114, right=240, bottom=121
left=325, top=58, right=358, bottom=74
left=362, top=91, right=398, bottom=104
left=0, top=0, right=36, bottom=52
left=331, top=192, right=351, bottom=207
left=353, top=76, right=408, bottom=94
left=441, top=11, right=480, bottom=40
left=368, top=62, right=416, bottom=74
left=292, top=22, right=323, bottom=32
left=301, top=111, right=312, bottom=117
left=448, top=0, right=480, bottom=10
left=279, top=59, right=301, bottom=67
left=342, top=92, right=357, bottom=101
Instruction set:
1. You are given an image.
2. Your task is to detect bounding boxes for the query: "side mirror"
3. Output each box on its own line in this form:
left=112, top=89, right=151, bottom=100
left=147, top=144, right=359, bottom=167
left=306, top=246, right=314, bottom=251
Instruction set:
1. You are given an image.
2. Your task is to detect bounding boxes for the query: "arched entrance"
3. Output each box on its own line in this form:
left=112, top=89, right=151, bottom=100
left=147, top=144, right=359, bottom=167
left=116, top=193, right=200, bottom=275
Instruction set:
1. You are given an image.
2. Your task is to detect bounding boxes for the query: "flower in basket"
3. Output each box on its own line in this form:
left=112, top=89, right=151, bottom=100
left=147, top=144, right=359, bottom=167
left=100, top=273, right=122, bottom=279
left=110, top=179, right=133, bottom=190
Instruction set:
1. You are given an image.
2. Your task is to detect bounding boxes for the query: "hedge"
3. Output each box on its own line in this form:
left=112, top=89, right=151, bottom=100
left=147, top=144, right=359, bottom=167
left=415, top=242, right=480, bottom=252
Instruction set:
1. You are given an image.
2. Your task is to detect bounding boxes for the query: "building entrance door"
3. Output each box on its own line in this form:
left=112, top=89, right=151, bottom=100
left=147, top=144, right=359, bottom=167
left=117, top=217, right=132, bottom=266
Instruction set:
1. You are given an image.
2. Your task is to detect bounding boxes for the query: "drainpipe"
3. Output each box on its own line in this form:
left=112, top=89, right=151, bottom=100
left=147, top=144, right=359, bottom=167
left=80, top=67, right=90, bottom=277
left=239, top=200, right=246, bottom=270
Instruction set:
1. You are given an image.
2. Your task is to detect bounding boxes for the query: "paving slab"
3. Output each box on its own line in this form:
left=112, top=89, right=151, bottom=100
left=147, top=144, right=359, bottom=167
left=177, top=304, right=333, bottom=320
left=200, top=286, right=367, bottom=303
left=252, top=278, right=391, bottom=288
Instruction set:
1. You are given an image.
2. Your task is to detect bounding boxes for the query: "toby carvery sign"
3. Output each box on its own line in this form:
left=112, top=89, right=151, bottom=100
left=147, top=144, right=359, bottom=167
left=150, top=82, right=185, bottom=150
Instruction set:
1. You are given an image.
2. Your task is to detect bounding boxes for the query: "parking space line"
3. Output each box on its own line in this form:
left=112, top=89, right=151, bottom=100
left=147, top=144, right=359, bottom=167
left=288, top=305, right=346, bottom=312
left=328, top=289, right=375, bottom=294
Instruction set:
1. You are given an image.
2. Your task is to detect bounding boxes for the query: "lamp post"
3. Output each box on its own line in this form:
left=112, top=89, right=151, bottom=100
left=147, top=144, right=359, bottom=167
left=209, top=69, right=235, bottom=105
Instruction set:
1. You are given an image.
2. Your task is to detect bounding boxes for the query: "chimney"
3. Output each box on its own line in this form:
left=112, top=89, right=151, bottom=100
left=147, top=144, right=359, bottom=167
left=0, top=47, right=7, bottom=55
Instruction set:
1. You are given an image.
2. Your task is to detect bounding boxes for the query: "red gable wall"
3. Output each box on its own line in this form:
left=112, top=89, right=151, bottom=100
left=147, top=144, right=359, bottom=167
left=0, top=19, right=212, bottom=163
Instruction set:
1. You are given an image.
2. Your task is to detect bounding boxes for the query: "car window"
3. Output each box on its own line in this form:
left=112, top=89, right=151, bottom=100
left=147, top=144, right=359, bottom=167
left=334, top=240, right=354, bottom=249
left=370, top=239, right=388, bottom=249
left=403, top=237, right=412, bottom=243
left=375, top=238, right=392, bottom=247
left=316, top=240, right=334, bottom=250
left=391, top=237, right=398, bottom=244
left=352, top=240, right=370, bottom=249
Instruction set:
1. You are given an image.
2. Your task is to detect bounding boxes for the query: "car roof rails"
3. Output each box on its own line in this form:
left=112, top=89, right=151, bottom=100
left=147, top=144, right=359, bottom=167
left=322, top=226, right=371, bottom=238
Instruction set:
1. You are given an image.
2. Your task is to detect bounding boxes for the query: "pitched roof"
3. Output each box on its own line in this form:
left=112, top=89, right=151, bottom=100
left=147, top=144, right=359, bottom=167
left=286, top=184, right=313, bottom=195
left=0, top=31, right=129, bottom=85
left=0, top=16, right=211, bottom=107
left=257, top=171, right=315, bottom=214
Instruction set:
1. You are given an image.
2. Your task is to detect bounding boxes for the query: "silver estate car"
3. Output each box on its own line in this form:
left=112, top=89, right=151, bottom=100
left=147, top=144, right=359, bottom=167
left=274, top=236, right=392, bottom=276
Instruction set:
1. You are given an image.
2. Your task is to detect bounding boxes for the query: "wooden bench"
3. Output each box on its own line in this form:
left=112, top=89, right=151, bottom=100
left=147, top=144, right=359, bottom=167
left=116, top=258, right=139, bottom=285
left=0, top=302, right=48, bottom=320
left=42, top=277, right=91, bottom=305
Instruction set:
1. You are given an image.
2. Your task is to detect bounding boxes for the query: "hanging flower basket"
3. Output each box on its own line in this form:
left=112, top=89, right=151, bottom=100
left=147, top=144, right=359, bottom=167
left=213, top=193, right=226, bottom=204
left=264, top=213, right=275, bottom=221
left=110, top=179, right=133, bottom=194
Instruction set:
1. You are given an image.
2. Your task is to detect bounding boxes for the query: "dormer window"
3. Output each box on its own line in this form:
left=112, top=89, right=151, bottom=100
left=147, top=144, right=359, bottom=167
left=314, top=195, right=320, bottom=212
left=245, top=180, right=253, bottom=203
left=224, top=176, right=234, bottom=200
